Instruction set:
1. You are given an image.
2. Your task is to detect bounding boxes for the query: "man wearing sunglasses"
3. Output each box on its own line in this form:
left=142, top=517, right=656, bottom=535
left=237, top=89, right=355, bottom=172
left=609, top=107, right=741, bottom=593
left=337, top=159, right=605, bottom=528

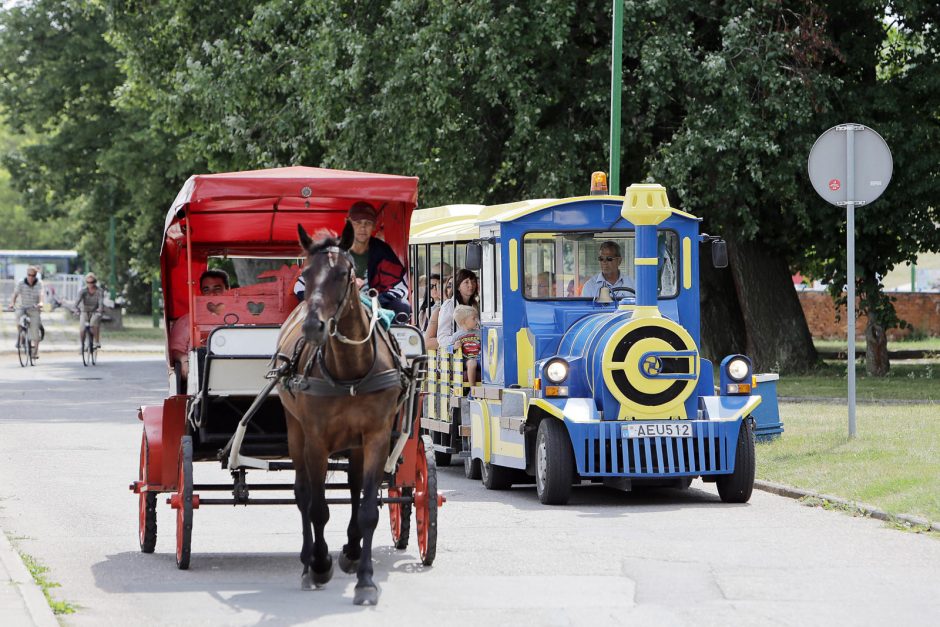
left=581, top=241, right=635, bottom=298
left=10, top=266, right=44, bottom=359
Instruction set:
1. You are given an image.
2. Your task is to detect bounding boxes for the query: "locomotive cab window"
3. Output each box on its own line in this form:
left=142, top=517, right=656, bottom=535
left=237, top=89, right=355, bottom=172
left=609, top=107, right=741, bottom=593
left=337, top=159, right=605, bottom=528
left=521, top=231, right=679, bottom=299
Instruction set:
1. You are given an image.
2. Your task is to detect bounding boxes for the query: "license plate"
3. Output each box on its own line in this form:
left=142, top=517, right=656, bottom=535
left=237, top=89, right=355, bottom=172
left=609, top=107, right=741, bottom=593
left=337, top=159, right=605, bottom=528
left=622, top=422, right=692, bottom=438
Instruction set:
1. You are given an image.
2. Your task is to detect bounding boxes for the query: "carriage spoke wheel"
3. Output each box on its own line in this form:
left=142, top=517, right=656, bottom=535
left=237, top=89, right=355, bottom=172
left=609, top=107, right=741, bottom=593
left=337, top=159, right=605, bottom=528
left=17, top=329, right=28, bottom=367
left=175, top=436, right=194, bottom=569
left=138, top=433, right=157, bottom=553
left=387, top=486, right=412, bottom=550
left=414, top=435, right=438, bottom=566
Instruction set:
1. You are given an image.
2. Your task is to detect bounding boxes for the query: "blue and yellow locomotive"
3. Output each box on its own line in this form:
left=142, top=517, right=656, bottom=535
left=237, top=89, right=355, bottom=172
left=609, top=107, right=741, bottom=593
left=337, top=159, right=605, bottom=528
left=408, top=179, right=780, bottom=504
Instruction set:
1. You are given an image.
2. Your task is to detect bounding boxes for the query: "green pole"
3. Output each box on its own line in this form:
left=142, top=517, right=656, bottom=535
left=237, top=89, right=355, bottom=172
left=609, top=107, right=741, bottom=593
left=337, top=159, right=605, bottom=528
left=911, top=263, right=916, bottom=292
left=152, top=275, right=160, bottom=328
left=609, top=0, right=623, bottom=195
left=109, top=215, right=117, bottom=301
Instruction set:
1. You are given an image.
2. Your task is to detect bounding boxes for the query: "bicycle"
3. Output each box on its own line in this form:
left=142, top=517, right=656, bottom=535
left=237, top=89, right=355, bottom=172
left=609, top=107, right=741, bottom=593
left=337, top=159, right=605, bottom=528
left=13, top=306, right=39, bottom=367
left=76, top=310, right=101, bottom=366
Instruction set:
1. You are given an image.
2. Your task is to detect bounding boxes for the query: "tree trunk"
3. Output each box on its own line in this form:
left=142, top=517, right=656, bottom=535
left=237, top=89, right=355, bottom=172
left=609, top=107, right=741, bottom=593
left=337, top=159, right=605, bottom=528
left=726, top=238, right=818, bottom=373
left=865, top=318, right=889, bottom=376
left=698, top=245, right=747, bottom=363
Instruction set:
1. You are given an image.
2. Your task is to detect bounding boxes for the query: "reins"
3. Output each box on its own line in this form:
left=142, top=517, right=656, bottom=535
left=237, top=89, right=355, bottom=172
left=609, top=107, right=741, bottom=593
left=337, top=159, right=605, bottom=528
left=316, top=246, right=380, bottom=346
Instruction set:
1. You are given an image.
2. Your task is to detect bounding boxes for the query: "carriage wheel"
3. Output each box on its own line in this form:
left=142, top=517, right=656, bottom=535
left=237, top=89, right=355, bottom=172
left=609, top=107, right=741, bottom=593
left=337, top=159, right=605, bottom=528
left=175, top=436, right=194, bottom=569
left=16, top=328, right=28, bottom=367
left=387, top=486, right=412, bottom=550
left=138, top=432, right=157, bottom=553
left=414, top=435, right=438, bottom=566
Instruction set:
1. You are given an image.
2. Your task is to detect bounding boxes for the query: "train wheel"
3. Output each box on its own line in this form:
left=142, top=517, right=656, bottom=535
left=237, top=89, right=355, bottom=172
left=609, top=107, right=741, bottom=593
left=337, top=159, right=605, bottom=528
left=464, top=456, right=482, bottom=480
left=481, top=460, right=513, bottom=490
left=388, top=486, right=412, bottom=550
left=717, top=419, right=755, bottom=503
left=414, top=436, right=437, bottom=566
left=138, top=432, right=157, bottom=553
left=434, top=452, right=452, bottom=467
left=535, top=419, right=574, bottom=505
left=175, top=436, right=193, bottom=569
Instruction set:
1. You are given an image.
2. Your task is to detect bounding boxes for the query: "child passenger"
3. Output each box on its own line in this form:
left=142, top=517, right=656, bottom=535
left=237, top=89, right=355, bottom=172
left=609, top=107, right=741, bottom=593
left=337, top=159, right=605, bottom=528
left=452, top=304, right=481, bottom=386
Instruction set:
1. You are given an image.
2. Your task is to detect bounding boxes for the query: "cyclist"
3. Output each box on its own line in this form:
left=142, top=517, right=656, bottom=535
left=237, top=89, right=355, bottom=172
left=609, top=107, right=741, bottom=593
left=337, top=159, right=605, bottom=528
left=10, top=266, right=44, bottom=359
left=74, top=272, right=105, bottom=351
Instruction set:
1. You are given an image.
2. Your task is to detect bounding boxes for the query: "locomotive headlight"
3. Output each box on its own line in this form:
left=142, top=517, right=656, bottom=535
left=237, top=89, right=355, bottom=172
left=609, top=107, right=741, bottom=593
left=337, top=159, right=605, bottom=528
left=727, top=357, right=750, bottom=381
left=544, top=359, right=570, bottom=384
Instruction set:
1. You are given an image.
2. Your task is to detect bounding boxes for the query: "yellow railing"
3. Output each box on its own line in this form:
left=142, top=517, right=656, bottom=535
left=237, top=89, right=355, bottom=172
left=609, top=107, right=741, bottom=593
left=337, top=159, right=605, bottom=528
left=424, top=347, right=466, bottom=422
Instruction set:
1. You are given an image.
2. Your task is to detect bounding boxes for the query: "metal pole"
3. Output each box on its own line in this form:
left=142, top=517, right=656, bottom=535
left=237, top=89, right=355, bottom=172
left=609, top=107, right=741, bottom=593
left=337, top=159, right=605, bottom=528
left=846, top=128, right=857, bottom=438
left=911, top=263, right=916, bottom=292
left=151, top=276, right=160, bottom=328
left=609, top=0, right=623, bottom=195
left=109, top=214, right=117, bottom=301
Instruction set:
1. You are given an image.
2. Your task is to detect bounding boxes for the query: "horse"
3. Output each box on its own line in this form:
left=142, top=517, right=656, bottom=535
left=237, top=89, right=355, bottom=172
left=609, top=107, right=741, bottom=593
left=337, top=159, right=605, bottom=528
left=276, top=223, right=404, bottom=606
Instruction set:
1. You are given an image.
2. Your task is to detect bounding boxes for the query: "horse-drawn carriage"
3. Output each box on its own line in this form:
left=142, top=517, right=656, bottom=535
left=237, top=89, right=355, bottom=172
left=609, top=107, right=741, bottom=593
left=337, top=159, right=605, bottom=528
left=130, top=166, right=441, bottom=604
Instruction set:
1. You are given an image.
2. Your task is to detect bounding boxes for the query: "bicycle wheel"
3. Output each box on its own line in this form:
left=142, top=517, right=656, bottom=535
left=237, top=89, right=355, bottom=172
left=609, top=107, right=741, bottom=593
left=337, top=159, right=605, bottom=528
left=17, top=328, right=28, bottom=367
left=89, top=330, right=97, bottom=365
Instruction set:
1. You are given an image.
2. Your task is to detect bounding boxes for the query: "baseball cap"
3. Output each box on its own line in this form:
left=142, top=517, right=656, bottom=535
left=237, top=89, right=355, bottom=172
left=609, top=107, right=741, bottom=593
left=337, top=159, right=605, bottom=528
left=348, top=201, right=377, bottom=222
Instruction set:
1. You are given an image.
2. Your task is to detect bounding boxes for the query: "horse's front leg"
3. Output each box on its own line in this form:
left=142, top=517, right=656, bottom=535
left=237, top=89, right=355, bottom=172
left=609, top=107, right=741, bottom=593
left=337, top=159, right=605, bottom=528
left=339, top=448, right=363, bottom=574
left=287, top=416, right=319, bottom=590
left=353, top=431, right=389, bottom=605
left=306, top=442, right=334, bottom=589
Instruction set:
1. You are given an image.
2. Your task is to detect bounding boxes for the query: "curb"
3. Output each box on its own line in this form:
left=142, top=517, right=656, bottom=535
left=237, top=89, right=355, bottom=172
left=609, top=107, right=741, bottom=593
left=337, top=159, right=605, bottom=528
left=0, top=532, right=59, bottom=627
left=779, top=396, right=939, bottom=405
left=754, top=479, right=940, bottom=532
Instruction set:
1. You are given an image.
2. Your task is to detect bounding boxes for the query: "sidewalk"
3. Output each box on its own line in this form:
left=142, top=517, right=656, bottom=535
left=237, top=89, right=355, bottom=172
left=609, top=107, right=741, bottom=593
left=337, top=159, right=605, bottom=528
left=0, top=309, right=163, bottom=355
left=0, top=531, right=58, bottom=627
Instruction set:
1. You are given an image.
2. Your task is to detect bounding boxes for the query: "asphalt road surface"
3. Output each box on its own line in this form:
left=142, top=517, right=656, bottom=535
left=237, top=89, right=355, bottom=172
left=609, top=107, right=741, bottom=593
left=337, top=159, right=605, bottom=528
left=1, top=353, right=938, bottom=626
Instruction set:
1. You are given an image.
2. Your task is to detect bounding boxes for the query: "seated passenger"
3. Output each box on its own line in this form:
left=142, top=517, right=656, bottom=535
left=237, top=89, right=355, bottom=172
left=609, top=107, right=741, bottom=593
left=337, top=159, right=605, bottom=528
left=347, top=201, right=412, bottom=316
left=424, top=275, right=452, bottom=350
left=581, top=241, right=635, bottom=297
left=168, top=269, right=229, bottom=380
left=436, top=269, right=479, bottom=349
left=536, top=271, right=554, bottom=298
left=452, top=304, right=481, bottom=386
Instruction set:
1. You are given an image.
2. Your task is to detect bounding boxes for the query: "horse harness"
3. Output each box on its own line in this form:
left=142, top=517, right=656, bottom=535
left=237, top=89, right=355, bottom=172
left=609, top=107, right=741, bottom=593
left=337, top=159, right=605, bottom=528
left=273, top=246, right=410, bottom=400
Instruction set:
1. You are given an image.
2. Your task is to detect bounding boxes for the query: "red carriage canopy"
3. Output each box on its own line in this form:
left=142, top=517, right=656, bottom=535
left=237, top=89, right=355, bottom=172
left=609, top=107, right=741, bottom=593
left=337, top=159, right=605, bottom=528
left=160, top=166, right=419, bottom=322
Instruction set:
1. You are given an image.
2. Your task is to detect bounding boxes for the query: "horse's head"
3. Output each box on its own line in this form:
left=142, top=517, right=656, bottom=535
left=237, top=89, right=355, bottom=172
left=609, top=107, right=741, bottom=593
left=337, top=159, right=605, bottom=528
left=297, top=222, right=356, bottom=345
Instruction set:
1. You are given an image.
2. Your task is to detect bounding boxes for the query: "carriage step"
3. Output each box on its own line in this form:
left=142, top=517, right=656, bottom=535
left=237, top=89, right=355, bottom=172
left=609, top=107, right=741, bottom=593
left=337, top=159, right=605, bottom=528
left=265, top=461, right=351, bottom=472
left=196, top=496, right=414, bottom=506
left=193, top=483, right=351, bottom=491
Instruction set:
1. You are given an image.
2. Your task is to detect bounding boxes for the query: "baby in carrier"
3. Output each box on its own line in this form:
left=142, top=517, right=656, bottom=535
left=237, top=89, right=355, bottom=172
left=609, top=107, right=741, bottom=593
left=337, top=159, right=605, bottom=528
left=452, top=305, right=481, bottom=386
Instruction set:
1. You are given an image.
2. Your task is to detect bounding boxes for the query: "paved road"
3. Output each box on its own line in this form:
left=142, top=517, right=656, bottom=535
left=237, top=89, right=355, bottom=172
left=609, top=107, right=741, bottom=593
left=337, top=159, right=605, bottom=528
left=1, top=353, right=939, bottom=626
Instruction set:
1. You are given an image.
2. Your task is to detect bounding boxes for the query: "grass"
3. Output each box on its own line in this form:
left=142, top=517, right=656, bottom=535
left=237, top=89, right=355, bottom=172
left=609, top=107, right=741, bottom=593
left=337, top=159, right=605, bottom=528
left=814, top=336, right=940, bottom=353
left=777, top=361, right=940, bottom=401
left=108, top=313, right=165, bottom=343
left=757, top=401, right=940, bottom=523
left=11, top=543, right=77, bottom=615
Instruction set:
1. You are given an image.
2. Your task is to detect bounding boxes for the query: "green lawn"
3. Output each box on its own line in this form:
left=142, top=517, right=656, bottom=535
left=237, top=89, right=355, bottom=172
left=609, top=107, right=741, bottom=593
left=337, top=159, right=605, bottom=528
left=109, top=314, right=165, bottom=343
left=814, top=336, right=940, bottom=353
left=777, top=361, right=939, bottom=401
left=758, top=402, right=940, bottom=523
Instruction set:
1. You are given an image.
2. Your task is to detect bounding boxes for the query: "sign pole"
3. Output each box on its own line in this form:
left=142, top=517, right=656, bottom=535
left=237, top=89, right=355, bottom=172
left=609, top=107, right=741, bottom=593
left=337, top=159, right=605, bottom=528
left=609, top=0, right=623, bottom=195
left=845, top=127, right=857, bottom=438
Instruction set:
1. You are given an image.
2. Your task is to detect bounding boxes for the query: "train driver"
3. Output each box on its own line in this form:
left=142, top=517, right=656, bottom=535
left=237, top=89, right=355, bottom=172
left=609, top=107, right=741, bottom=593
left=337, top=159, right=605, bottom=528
left=580, top=241, right=635, bottom=298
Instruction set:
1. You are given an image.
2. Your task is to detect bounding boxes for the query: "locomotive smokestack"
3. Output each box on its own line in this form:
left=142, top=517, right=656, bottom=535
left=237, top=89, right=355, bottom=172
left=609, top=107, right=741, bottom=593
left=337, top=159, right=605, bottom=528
left=621, top=184, right=672, bottom=312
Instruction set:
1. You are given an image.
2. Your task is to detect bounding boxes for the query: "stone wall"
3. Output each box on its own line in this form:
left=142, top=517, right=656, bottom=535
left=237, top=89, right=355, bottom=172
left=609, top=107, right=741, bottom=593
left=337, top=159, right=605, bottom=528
left=798, top=291, right=940, bottom=339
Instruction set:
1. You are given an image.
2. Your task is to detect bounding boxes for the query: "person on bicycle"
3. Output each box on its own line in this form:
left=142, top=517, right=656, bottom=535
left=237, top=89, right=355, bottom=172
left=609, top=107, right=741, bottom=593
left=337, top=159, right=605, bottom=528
left=10, top=266, right=44, bottom=359
left=74, top=272, right=105, bottom=350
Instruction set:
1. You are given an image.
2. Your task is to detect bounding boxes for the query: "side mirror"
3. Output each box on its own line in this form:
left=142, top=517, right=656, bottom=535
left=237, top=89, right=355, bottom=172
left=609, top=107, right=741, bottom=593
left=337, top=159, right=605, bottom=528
left=465, top=242, right=482, bottom=270
left=711, top=239, right=728, bottom=268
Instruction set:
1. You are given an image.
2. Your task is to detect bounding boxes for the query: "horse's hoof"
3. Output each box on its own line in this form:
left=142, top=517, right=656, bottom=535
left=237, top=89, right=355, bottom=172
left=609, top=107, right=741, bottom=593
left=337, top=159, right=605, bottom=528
left=311, top=556, right=334, bottom=588
left=353, top=584, right=379, bottom=606
left=301, top=571, right=315, bottom=591
left=338, top=551, right=359, bottom=575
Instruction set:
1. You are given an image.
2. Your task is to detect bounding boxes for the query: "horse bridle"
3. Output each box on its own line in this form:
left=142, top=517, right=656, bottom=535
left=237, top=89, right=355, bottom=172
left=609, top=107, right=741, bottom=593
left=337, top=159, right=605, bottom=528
left=308, top=246, right=380, bottom=346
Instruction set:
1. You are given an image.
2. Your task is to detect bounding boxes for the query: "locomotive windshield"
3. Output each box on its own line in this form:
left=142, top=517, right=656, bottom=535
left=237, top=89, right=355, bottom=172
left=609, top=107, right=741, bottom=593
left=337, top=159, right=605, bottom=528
left=522, top=231, right=679, bottom=299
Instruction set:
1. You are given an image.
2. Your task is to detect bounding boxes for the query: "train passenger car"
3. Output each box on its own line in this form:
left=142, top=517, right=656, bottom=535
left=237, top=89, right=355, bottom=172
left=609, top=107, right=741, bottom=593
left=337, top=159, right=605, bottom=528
left=408, top=178, right=780, bottom=504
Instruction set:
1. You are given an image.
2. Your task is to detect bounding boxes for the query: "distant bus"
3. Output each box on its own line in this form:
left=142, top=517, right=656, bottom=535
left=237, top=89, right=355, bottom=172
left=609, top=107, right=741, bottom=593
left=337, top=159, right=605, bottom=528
left=0, top=249, right=80, bottom=280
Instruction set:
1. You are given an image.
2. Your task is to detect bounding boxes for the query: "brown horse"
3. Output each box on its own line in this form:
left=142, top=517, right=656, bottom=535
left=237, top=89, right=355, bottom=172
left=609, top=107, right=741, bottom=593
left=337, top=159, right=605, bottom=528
left=276, top=223, right=403, bottom=606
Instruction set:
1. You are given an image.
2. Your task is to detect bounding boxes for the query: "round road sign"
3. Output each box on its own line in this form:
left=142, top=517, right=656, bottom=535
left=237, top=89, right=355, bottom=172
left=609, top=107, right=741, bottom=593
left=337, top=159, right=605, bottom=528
left=808, top=124, right=892, bottom=206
